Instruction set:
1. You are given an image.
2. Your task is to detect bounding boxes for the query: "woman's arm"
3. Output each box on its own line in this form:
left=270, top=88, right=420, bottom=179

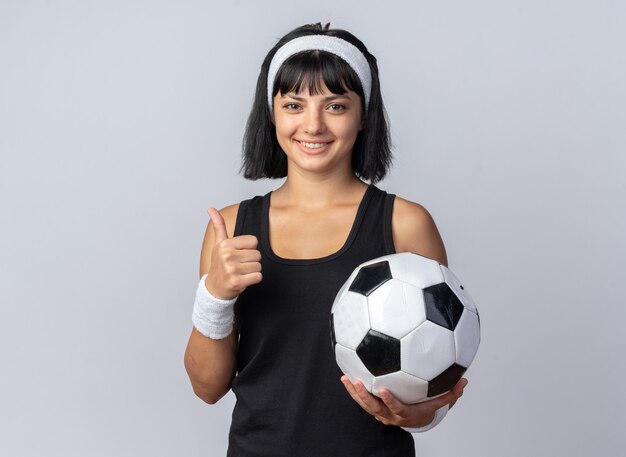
left=184, top=204, right=261, bottom=404
left=185, top=327, right=238, bottom=404
left=341, top=196, right=466, bottom=427
left=391, top=196, right=448, bottom=266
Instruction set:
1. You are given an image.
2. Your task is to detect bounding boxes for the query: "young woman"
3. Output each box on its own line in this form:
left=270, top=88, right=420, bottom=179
left=184, top=23, right=468, bottom=457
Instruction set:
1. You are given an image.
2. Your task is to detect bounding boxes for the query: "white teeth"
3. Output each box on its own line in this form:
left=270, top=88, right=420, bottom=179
left=301, top=141, right=328, bottom=149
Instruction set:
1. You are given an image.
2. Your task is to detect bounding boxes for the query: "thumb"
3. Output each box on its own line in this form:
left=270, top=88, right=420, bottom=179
left=207, top=207, right=228, bottom=243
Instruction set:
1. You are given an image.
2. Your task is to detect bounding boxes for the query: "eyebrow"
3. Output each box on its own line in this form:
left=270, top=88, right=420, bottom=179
left=282, top=93, right=351, bottom=101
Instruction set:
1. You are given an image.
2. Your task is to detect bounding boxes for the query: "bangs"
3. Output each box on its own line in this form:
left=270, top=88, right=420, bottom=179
left=273, top=51, right=363, bottom=99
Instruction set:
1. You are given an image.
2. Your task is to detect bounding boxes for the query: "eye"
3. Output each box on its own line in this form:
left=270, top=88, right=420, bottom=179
left=328, top=103, right=346, bottom=111
left=283, top=103, right=301, bottom=110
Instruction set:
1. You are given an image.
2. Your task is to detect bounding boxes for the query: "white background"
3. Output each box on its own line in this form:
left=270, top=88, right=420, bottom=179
left=1, top=1, right=624, bottom=455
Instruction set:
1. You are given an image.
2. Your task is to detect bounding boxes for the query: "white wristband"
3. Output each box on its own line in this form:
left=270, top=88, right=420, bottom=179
left=192, top=274, right=237, bottom=340
left=401, top=404, right=449, bottom=434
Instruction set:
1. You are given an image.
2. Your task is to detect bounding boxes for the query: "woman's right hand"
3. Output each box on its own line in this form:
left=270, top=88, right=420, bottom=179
left=205, top=207, right=263, bottom=300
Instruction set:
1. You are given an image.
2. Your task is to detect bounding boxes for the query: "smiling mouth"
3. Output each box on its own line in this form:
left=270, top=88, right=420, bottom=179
left=297, top=140, right=331, bottom=149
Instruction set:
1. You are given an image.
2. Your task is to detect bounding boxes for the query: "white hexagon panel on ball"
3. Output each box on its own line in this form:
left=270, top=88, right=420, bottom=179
left=401, top=321, right=456, bottom=381
left=367, top=279, right=426, bottom=339
left=372, top=370, right=429, bottom=404
left=331, top=291, right=371, bottom=351
left=388, top=252, right=444, bottom=289
left=335, top=344, right=375, bottom=392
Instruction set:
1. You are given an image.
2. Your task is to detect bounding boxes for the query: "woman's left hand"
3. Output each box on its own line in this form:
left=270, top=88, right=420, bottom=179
left=340, top=376, right=468, bottom=428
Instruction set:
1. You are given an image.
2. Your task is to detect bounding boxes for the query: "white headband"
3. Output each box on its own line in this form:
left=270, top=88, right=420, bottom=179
left=267, top=35, right=372, bottom=112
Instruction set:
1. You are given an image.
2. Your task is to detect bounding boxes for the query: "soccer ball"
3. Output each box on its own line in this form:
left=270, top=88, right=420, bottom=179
left=330, top=252, right=480, bottom=404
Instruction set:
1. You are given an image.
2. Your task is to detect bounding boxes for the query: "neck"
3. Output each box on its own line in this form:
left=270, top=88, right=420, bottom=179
left=273, top=169, right=368, bottom=208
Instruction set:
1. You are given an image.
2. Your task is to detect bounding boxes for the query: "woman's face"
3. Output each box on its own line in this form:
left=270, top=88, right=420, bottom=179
left=273, top=80, right=364, bottom=178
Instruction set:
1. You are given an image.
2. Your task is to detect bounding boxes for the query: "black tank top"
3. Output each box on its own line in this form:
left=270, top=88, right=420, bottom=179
left=228, top=185, right=415, bottom=457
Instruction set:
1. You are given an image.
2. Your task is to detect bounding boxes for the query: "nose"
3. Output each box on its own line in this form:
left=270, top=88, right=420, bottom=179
left=303, top=108, right=325, bottom=135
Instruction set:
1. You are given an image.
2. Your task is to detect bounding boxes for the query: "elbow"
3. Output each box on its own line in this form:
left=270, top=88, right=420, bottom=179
left=184, top=355, right=231, bottom=405
left=187, top=375, right=229, bottom=404
left=192, top=385, right=224, bottom=405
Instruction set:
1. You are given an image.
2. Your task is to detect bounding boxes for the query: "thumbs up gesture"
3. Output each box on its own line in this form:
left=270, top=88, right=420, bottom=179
left=205, top=207, right=263, bottom=300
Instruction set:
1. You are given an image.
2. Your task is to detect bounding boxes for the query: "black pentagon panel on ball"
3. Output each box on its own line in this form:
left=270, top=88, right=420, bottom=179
left=329, top=314, right=337, bottom=347
left=423, top=283, right=464, bottom=330
left=349, top=261, right=392, bottom=296
left=356, top=329, right=400, bottom=376
left=427, top=363, right=467, bottom=398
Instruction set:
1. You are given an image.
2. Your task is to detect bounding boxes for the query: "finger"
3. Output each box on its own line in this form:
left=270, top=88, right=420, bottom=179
left=228, top=235, right=259, bottom=250
left=441, top=378, right=467, bottom=404
left=345, top=379, right=394, bottom=425
left=353, top=380, right=386, bottom=416
left=225, top=248, right=261, bottom=265
left=426, top=379, right=467, bottom=409
left=448, top=378, right=468, bottom=409
left=453, top=377, right=468, bottom=394
left=227, top=271, right=263, bottom=294
left=237, top=261, right=262, bottom=275
left=378, top=388, right=406, bottom=417
left=340, top=376, right=370, bottom=411
left=233, top=249, right=262, bottom=263
left=240, top=271, right=263, bottom=287
left=207, top=207, right=228, bottom=243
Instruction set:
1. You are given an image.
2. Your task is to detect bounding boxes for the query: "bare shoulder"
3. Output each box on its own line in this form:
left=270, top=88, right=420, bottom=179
left=199, top=203, right=241, bottom=276
left=391, top=196, right=448, bottom=267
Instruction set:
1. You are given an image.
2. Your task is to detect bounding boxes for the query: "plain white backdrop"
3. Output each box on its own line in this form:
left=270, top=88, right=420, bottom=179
left=1, top=1, right=624, bottom=455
